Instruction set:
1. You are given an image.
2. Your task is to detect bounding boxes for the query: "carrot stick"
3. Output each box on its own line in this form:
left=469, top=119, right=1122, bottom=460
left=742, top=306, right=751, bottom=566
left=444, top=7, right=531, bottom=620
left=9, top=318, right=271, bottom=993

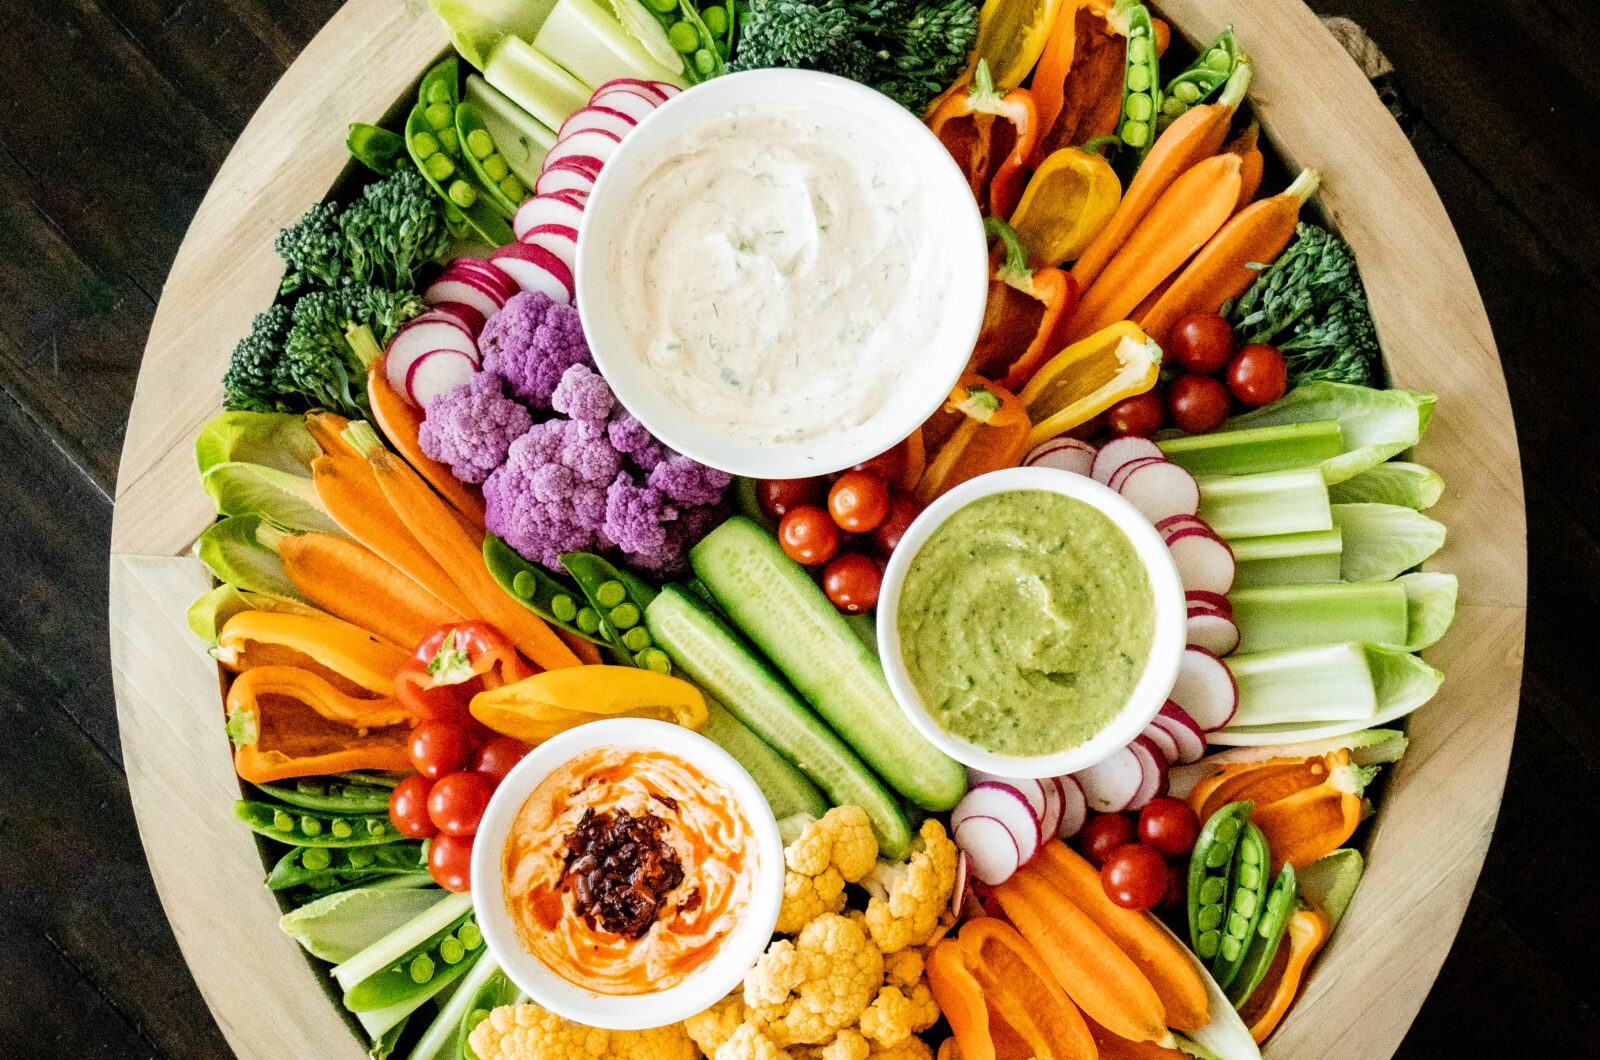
left=1224, top=121, right=1265, bottom=212
left=367, top=363, right=488, bottom=531
left=1062, top=152, right=1244, bottom=343
left=312, top=453, right=476, bottom=615
left=264, top=528, right=465, bottom=650
left=346, top=422, right=582, bottom=672
left=1137, top=169, right=1320, bottom=347
left=559, top=629, right=604, bottom=665
left=304, top=411, right=364, bottom=461
left=1069, top=59, right=1253, bottom=292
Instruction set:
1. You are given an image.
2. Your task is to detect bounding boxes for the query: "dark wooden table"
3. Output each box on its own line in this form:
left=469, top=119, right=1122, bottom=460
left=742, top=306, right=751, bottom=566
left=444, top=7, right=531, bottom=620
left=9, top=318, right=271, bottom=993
left=0, top=1, right=1593, bottom=1055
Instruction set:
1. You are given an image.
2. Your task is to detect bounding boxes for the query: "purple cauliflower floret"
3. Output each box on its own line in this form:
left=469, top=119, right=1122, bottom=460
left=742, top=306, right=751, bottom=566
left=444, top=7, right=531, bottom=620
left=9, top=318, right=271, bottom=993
left=607, top=411, right=667, bottom=472
left=603, top=474, right=677, bottom=562
left=648, top=453, right=734, bottom=508
left=631, top=499, right=732, bottom=575
left=483, top=424, right=597, bottom=570
left=561, top=420, right=625, bottom=486
left=479, top=291, right=593, bottom=409
left=417, top=372, right=532, bottom=483
left=550, top=364, right=615, bottom=423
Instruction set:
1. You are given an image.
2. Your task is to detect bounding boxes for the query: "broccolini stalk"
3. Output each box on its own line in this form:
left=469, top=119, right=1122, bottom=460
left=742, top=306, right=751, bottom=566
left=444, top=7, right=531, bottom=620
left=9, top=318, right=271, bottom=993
left=222, top=304, right=292, bottom=414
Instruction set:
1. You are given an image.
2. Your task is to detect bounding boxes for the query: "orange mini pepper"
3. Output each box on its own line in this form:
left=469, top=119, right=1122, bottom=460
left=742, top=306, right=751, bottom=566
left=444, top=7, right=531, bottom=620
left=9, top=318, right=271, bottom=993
left=1238, top=905, right=1330, bottom=1043
left=914, top=374, right=1032, bottom=503
left=1187, top=748, right=1374, bottom=871
left=225, top=665, right=417, bottom=783
left=928, top=60, right=1038, bottom=219
left=969, top=218, right=1080, bottom=391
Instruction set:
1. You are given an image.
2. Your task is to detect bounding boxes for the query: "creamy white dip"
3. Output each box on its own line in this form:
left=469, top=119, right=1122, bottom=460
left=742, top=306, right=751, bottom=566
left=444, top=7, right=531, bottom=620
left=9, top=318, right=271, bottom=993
left=609, top=101, right=947, bottom=445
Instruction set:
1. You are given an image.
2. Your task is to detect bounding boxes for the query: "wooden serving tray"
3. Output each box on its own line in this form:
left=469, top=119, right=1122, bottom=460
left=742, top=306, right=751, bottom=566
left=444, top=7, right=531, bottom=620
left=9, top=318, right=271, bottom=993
left=107, top=1, right=1526, bottom=1056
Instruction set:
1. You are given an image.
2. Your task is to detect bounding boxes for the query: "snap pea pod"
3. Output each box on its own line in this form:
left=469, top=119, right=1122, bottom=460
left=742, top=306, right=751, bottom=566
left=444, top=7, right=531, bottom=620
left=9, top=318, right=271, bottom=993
left=1213, top=820, right=1272, bottom=989
left=1227, top=863, right=1297, bottom=1008
left=482, top=533, right=605, bottom=645
left=267, top=842, right=428, bottom=892
left=254, top=777, right=395, bottom=814
left=1188, top=799, right=1253, bottom=961
left=457, top=964, right=520, bottom=1060
left=455, top=101, right=529, bottom=219
left=560, top=552, right=672, bottom=672
left=1156, top=27, right=1240, bottom=135
left=640, top=0, right=726, bottom=80
left=406, top=58, right=514, bottom=246
left=344, top=909, right=484, bottom=1011
left=1115, top=4, right=1163, bottom=158
left=332, top=770, right=404, bottom=789
left=348, top=123, right=408, bottom=176
left=235, top=800, right=397, bottom=847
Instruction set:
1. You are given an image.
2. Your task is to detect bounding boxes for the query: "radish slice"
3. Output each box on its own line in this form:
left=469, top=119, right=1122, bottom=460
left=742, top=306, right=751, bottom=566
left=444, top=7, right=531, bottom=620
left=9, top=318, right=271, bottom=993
left=1187, top=612, right=1240, bottom=656
left=953, top=816, right=1022, bottom=886
left=405, top=349, right=477, bottom=409
left=1170, top=647, right=1239, bottom=731
left=1156, top=702, right=1208, bottom=763
left=423, top=301, right=486, bottom=338
left=1128, top=735, right=1170, bottom=809
left=1187, top=598, right=1231, bottom=620
left=1186, top=589, right=1233, bottom=617
left=646, top=80, right=681, bottom=98
left=513, top=191, right=587, bottom=242
left=1073, top=747, right=1144, bottom=814
left=966, top=772, right=1051, bottom=845
left=384, top=316, right=478, bottom=398
left=1107, top=456, right=1166, bottom=493
left=542, top=129, right=620, bottom=176
left=556, top=104, right=637, bottom=142
left=535, top=161, right=597, bottom=198
left=593, top=77, right=674, bottom=102
left=951, top=782, right=1040, bottom=865
left=588, top=87, right=661, bottom=123
left=1167, top=528, right=1236, bottom=596
left=446, top=258, right=519, bottom=302
left=487, top=242, right=574, bottom=304
left=1117, top=460, right=1201, bottom=524
left=520, top=223, right=579, bottom=272
left=423, top=276, right=507, bottom=322
left=1024, top=437, right=1097, bottom=476
left=1037, top=777, right=1064, bottom=841
left=1056, top=774, right=1088, bottom=839
left=1156, top=514, right=1211, bottom=540
left=1141, top=722, right=1181, bottom=765
left=1092, top=436, right=1164, bottom=484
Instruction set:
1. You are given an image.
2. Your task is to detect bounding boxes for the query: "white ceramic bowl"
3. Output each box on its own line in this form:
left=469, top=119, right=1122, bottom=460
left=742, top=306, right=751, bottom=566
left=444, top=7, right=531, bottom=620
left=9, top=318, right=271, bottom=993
left=875, top=467, right=1186, bottom=779
left=471, top=718, right=784, bottom=1030
left=575, top=68, right=988, bottom=479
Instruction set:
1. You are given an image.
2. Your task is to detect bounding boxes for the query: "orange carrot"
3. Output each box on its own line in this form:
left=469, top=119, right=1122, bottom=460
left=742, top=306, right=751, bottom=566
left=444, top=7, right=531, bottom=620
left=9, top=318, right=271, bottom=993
left=312, top=453, right=476, bottom=615
left=559, top=629, right=605, bottom=665
left=347, top=423, right=582, bottom=672
left=304, top=411, right=363, bottom=460
left=1137, top=169, right=1320, bottom=347
left=367, top=364, right=488, bottom=531
left=1224, top=121, right=1265, bottom=212
left=1131, top=275, right=1175, bottom=323
left=1063, top=152, right=1244, bottom=343
left=1069, top=59, right=1252, bottom=292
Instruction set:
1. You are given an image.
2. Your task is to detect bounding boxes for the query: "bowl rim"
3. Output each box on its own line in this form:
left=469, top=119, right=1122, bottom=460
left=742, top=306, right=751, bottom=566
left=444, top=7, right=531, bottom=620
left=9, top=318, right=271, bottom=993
left=574, top=67, right=989, bottom=479
left=469, top=717, right=784, bottom=1030
left=875, top=466, right=1187, bottom=779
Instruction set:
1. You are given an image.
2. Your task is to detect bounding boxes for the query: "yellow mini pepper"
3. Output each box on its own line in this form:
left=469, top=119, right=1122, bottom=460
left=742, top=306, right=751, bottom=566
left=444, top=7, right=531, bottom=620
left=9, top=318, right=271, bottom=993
left=216, top=610, right=408, bottom=697
left=1009, top=147, right=1123, bottom=268
left=470, top=666, right=708, bottom=745
left=1019, top=320, right=1161, bottom=448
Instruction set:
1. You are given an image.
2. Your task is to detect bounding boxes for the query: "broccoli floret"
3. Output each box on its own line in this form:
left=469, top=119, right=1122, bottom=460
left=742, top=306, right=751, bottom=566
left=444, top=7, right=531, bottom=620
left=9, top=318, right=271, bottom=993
left=274, top=202, right=346, bottom=296
left=340, top=282, right=426, bottom=346
left=274, top=288, right=380, bottom=420
left=222, top=304, right=293, bottom=413
left=340, top=169, right=453, bottom=293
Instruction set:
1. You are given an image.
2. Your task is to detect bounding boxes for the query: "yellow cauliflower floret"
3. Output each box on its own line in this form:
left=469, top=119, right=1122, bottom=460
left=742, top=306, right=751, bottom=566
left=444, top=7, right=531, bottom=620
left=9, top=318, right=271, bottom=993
left=467, top=1003, right=697, bottom=1060
left=861, top=820, right=959, bottom=954
left=716, top=1024, right=793, bottom=1060
left=746, top=913, right=885, bottom=1045
left=868, top=1036, right=935, bottom=1060
left=776, top=807, right=880, bottom=934
left=882, top=948, right=924, bottom=991
left=686, top=993, right=749, bottom=1056
left=859, top=984, right=940, bottom=1047
left=810, top=1029, right=872, bottom=1060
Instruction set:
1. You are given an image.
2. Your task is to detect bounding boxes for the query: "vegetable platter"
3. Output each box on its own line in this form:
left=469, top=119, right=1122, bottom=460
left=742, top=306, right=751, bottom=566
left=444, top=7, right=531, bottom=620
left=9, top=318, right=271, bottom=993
left=107, top=0, right=1524, bottom=1058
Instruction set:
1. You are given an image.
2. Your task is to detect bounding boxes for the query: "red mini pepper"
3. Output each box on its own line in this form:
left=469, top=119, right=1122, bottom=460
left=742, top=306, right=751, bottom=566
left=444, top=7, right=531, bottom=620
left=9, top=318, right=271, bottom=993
left=928, top=59, right=1039, bottom=219
left=394, top=621, right=531, bottom=724
left=969, top=218, right=1080, bottom=391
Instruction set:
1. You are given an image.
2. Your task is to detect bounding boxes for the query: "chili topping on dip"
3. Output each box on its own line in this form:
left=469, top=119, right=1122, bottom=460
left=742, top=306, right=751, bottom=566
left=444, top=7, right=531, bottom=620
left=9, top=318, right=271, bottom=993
left=500, top=745, right=757, bottom=995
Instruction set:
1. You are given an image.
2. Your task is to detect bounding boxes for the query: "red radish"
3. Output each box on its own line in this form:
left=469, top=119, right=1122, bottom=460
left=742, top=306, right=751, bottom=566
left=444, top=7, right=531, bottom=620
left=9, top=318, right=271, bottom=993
left=1117, top=460, right=1201, bottom=523
left=1073, top=747, right=1144, bottom=814
left=1141, top=722, right=1181, bottom=765
left=1024, top=437, right=1097, bottom=476
left=1107, top=456, right=1166, bottom=493
left=535, top=161, right=598, bottom=198
left=424, top=275, right=507, bottom=322
left=1092, top=436, right=1164, bottom=484
left=447, top=256, right=518, bottom=293
left=513, top=192, right=586, bottom=242
left=520, top=224, right=579, bottom=272
left=1166, top=527, right=1236, bottom=596
left=1187, top=598, right=1229, bottom=620
left=405, top=349, right=477, bottom=409
left=593, top=78, right=675, bottom=103
left=588, top=87, right=661, bottom=123
left=1127, top=735, right=1170, bottom=810
left=1056, top=774, right=1087, bottom=838
left=646, top=80, right=681, bottom=98
left=1156, top=702, right=1208, bottom=763
left=1186, top=589, right=1233, bottom=617
left=488, top=242, right=574, bottom=304
left=1170, top=647, right=1239, bottom=731
left=951, top=782, right=1040, bottom=864
left=1037, top=777, right=1065, bottom=841
left=423, top=301, right=486, bottom=338
left=542, top=129, right=620, bottom=176
left=1156, top=513, right=1211, bottom=540
left=966, top=772, right=1052, bottom=844
left=1187, top=612, right=1240, bottom=656
left=953, top=816, right=1021, bottom=886
left=556, top=105, right=637, bottom=142
left=384, top=315, right=479, bottom=399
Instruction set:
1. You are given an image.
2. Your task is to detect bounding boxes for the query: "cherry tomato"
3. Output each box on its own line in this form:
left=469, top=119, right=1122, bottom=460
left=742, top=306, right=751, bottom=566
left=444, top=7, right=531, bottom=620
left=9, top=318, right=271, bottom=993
left=779, top=505, right=840, bottom=566
left=868, top=492, right=923, bottom=557
left=428, top=832, right=474, bottom=892
left=1168, top=312, right=1235, bottom=374
left=408, top=721, right=471, bottom=781
left=1226, top=343, right=1289, bottom=407
left=1106, top=391, right=1166, bottom=438
left=1100, top=842, right=1169, bottom=910
left=852, top=441, right=908, bottom=484
left=757, top=477, right=826, bottom=518
left=1079, top=812, right=1136, bottom=868
left=1166, top=374, right=1232, bottom=434
left=1137, top=797, right=1201, bottom=858
left=1065, top=412, right=1105, bottom=441
left=427, top=771, right=493, bottom=837
left=828, top=471, right=891, bottom=533
left=1157, top=860, right=1187, bottom=912
left=823, top=552, right=882, bottom=613
left=469, top=735, right=530, bottom=783
left=389, top=774, right=437, bottom=839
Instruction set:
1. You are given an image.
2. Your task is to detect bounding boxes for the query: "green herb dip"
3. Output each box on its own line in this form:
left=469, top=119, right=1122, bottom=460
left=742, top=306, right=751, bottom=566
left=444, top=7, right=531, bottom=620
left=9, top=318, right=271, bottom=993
left=896, top=489, right=1156, bottom=756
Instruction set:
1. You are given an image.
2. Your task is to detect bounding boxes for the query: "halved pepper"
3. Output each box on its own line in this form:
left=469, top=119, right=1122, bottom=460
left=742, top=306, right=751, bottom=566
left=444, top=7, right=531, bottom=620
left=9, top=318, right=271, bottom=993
left=1237, top=904, right=1330, bottom=1043
left=216, top=610, right=408, bottom=697
left=914, top=374, right=1033, bottom=503
left=928, top=60, right=1039, bottom=219
left=469, top=665, right=707, bottom=745
left=1008, top=146, right=1122, bottom=269
left=971, top=219, right=1080, bottom=391
left=225, top=666, right=416, bottom=783
left=1187, top=748, right=1375, bottom=870
left=394, top=621, right=532, bottom=724
left=1018, top=320, right=1161, bottom=449
left=1031, top=1, right=1169, bottom=163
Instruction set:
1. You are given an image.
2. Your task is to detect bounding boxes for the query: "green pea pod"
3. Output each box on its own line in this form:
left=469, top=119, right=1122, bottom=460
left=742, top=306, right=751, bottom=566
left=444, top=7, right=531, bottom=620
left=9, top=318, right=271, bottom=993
left=254, top=777, right=395, bottom=814
left=348, top=123, right=408, bottom=176
left=344, top=910, right=484, bottom=1011
left=406, top=58, right=514, bottom=247
left=1187, top=799, right=1253, bottom=959
left=332, top=770, right=404, bottom=789
left=559, top=552, right=670, bottom=669
left=454, top=101, right=528, bottom=219
left=1116, top=4, right=1163, bottom=159
left=1227, top=863, right=1298, bottom=1008
left=235, top=800, right=398, bottom=848
left=636, top=0, right=725, bottom=82
left=483, top=534, right=605, bottom=644
left=457, top=966, right=521, bottom=1060
left=1157, top=27, right=1240, bottom=135
left=267, top=842, right=428, bottom=892
left=1213, top=820, right=1272, bottom=989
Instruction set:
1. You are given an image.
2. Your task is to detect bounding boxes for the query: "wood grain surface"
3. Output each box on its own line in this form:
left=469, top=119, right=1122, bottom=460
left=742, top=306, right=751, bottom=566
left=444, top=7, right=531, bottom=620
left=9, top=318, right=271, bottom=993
left=0, top=0, right=1590, bottom=1056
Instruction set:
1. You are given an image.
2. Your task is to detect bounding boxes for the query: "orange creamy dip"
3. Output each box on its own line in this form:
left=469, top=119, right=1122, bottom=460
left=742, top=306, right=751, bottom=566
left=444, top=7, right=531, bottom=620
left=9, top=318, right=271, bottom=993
left=500, top=745, right=756, bottom=995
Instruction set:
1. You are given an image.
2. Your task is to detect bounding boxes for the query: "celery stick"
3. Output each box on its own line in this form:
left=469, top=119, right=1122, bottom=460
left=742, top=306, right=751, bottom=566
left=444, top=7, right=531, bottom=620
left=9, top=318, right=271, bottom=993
left=1331, top=503, right=1447, bottom=582
left=1197, top=468, right=1332, bottom=540
left=1216, top=647, right=1442, bottom=744
left=465, top=75, right=556, bottom=187
left=333, top=890, right=474, bottom=992
left=483, top=36, right=592, bottom=131
left=1393, top=571, right=1458, bottom=652
left=1158, top=420, right=1342, bottom=477
left=1230, top=529, right=1343, bottom=589
left=535, top=0, right=687, bottom=88
left=1327, top=461, right=1444, bottom=510
left=1226, top=643, right=1379, bottom=727
left=1229, top=583, right=1408, bottom=654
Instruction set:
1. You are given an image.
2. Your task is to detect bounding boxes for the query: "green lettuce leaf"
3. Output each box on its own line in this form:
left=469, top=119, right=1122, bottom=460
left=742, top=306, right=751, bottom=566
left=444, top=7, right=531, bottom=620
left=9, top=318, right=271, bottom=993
left=201, top=461, right=345, bottom=535
left=1222, top=382, right=1437, bottom=484
left=194, top=515, right=305, bottom=601
left=1388, top=572, right=1458, bottom=653
left=1297, top=848, right=1365, bottom=931
left=185, top=583, right=322, bottom=647
left=1332, top=503, right=1448, bottom=582
left=195, top=411, right=319, bottom=477
left=1327, top=461, right=1445, bottom=509
left=280, top=880, right=445, bottom=963
left=431, top=0, right=559, bottom=69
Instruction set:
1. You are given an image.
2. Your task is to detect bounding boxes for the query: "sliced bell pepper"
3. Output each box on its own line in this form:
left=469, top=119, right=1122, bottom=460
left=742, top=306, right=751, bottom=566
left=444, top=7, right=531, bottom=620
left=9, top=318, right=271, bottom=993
left=394, top=621, right=531, bottom=724
left=1018, top=320, right=1161, bottom=449
left=970, top=218, right=1080, bottom=391
left=928, top=60, right=1039, bottom=219
left=1238, top=904, right=1329, bottom=1043
left=216, top=610, right=408, bottom=697
left=914, top=374, right=1033, bottom=503
left=1009, top=147, right=1122, bottom=268
left=968, top=0, right=1070, bottom=93
left=225, top=665, right=416, bottom=783
left=1187, top=748, right=1375, bottom=870
left=469, top=665, right=707, bottom=745
left=1032, top=2, right=1170, bottom=163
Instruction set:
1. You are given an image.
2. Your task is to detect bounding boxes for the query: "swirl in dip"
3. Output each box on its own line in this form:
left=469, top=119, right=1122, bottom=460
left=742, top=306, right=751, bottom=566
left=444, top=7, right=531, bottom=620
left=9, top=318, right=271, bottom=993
left=500, top=745, right=757, bottom=995
left=607, top=100, right=948, bottom=445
